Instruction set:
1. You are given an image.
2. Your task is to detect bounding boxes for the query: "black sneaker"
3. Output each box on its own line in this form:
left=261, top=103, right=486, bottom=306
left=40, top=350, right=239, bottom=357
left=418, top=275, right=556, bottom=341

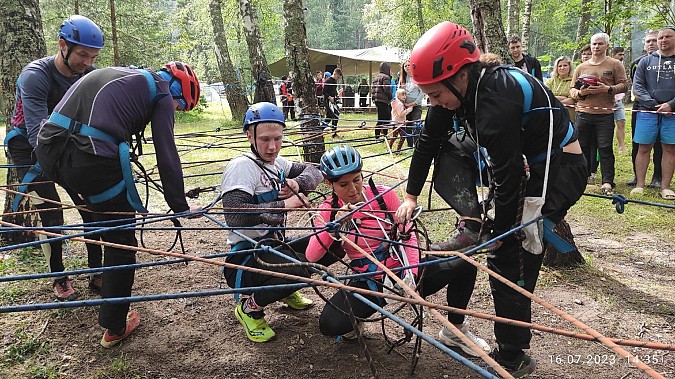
left=488, top=350, right=536, bottom=378
left=625, top=176, right=637, bottom=186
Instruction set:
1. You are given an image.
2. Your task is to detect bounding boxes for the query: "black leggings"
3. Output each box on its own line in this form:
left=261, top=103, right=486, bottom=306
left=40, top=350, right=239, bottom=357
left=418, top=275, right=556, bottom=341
left=224, top=238, right=339, bottom=307
left=324, top=99, right=339, bottom=127
left=489, top=152, right=586, bottom=354
left=37, top=145, right=135, bottom=332
left=318, top=255, right=478, bottom=336
left=9, top=136, right=103, bottom=273
left=576, top=112, right=615, bottom=186
left=375, top=101, right=391, bottom=137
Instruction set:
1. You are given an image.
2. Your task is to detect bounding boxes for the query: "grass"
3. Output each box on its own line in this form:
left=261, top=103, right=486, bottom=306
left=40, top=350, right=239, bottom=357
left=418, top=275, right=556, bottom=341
left=2, top=329, right=52, bottom=365
left=96, top=353, right=140, bottom=379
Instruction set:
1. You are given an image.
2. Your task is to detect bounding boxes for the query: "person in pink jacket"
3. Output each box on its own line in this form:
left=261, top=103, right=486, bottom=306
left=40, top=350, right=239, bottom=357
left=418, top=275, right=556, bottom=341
left=306, top=145, right=489, bottom=356
left=389, top=88, right=413, bottom=151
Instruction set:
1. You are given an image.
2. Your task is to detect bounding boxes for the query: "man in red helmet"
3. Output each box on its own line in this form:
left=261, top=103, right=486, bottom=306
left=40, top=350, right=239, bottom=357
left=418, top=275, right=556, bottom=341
left=35, top=62, right=202, bottom=348
left=395, top=22, right=587, bottom=376
left=6, top=15, right=105, bottom=301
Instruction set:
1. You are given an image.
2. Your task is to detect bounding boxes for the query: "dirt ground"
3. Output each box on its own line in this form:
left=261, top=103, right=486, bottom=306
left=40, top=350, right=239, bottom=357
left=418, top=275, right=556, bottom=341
left=1, top=208, right=674, bottom=379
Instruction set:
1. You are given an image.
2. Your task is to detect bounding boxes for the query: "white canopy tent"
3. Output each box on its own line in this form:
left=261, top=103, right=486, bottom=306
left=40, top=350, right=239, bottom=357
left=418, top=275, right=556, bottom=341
left=268, top=45, right=410, bottom=78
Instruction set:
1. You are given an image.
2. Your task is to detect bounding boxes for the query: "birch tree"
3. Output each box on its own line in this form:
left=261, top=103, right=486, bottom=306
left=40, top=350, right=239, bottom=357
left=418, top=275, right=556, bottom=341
left=238, top=0, right=276, bottom=103
left=507, top=0, right=519, bottom=38
left=470, top=0, right=510, bottom=63
left=209, top=0, right=249, bottom=120
left=283, top=0, right=325, bottom=162
left=521, top=0, right=533, bottom=51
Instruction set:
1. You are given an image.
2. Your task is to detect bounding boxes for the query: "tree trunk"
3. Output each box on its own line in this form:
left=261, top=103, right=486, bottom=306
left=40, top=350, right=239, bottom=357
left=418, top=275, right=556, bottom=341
left=469, top=0, right=486, bottom=53
left=238, top=0, right=276, bottom=104
left=543, top=219, right=585, bottom=268
left=470, top=0, right=511, bottom=63
left=0, top=0, right=46, bottom=244
left=283, top=0, right=325, bottom=163
left=622, top=19, right=632, bottom=78
left=110, top=0, right=120, bottom=66
left=414, top=0, right=425, bottom=37
left=209, top=0, right=249, bottom=121
left=572, top=0, right=592, bottom=61
left=506, top=0, right=519, bottom=38
left=521, top=0, right=533, bottom=52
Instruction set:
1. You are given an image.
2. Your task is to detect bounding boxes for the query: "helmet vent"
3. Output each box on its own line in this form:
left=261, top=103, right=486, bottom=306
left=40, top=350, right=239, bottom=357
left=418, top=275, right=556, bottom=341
left=460, top=40, right=476, bottom=54
left=432, top=57, right=444, bottom=79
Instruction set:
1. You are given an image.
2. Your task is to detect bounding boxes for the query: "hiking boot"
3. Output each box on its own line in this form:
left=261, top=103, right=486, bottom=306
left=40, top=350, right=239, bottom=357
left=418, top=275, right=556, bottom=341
left=101, top=310, right=141, bottom=348
left=625, top=176, right=637, bottom=186
left=488, top=349, right=536, bottom=378
left=53, top=277, right=77, bottom=301
left=89, top=274, right=103, bottom=293
left=438, top=322, right=491, bottom=357
left=430, top=221, right=480, bottom=251
left=235, top=301, right=276, bottom=342
left=280, top=291, right=313, bottom=310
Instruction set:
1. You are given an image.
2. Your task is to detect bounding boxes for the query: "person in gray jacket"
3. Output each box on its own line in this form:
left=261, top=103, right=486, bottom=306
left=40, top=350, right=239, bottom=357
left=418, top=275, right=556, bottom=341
left=631, top=26, right=675, bottom=200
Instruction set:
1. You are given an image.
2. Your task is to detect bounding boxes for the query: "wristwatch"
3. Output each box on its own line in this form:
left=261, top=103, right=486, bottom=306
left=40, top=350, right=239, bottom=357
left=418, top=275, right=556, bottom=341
left=607, top=86, right=614, bottom=94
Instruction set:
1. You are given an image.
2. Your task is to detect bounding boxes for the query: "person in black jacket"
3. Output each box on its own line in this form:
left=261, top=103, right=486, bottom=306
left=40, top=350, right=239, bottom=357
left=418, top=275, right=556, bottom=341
left=395, top=22, right=586, bottom=377
left=508, top=36, right=543, bottom=81
left=323, top=68, right=342, bottom=129
left=371, top=62, right=393, bottom=138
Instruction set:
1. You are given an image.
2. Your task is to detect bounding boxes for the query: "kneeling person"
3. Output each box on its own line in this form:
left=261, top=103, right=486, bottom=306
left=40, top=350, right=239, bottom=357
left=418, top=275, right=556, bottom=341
left=220, top=102, right=324, bottom=342
left=306, top=145, right=489, bottom=356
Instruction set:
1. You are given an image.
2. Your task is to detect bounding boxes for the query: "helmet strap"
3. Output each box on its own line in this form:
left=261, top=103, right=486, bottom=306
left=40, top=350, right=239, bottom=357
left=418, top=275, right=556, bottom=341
left=248, top=124, right=269, bottom=163
left=59, top=41, right=79, bottom=76
left=442, top=79, right=465, bottom=105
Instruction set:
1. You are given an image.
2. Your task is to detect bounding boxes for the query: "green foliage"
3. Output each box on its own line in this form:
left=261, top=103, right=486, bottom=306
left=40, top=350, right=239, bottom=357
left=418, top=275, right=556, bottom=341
left=40, top=0, right=174, bottom=68
left=362, top=0, right=471, bottom=49
left=0, top=248, right=45, bottom=275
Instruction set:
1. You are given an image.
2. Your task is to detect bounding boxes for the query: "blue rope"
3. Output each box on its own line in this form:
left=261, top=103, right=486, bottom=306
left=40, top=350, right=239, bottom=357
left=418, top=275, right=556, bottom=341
left=583, top=192, right=675, bottom=212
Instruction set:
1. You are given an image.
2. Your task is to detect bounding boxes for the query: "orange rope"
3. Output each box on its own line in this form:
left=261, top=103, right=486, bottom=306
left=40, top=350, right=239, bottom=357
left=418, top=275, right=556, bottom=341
left=444, top=250, right=666, bottom=379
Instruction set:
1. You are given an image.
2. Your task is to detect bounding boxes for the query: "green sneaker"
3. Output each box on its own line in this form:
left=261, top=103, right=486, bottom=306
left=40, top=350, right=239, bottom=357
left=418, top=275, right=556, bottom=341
left=234, top=302, right=276, bottom=342
left=280, top=291, right=313, bottom=310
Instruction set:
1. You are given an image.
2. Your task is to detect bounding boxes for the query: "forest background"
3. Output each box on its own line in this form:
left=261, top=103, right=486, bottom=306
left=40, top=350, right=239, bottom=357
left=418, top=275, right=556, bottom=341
left=2, top=0, right=674, bottom=95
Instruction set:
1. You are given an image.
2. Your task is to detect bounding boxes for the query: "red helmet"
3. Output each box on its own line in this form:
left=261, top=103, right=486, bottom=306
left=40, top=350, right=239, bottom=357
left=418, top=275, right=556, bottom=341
left=409, top=22, right=480, bottom=85
left=574, top=74, right=601, bottom=89
left=164, top=61, right=200, bottom=111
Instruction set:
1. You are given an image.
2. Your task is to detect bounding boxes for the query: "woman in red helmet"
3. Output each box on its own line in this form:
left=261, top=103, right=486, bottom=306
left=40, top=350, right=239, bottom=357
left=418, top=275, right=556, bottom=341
left=395, top=22, right=587, bottom=376
left=35, top=62, right=201, bottom=348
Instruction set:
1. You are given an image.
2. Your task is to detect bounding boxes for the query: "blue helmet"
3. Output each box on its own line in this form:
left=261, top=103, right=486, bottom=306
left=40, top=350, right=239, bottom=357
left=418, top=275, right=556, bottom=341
left=242, top=102, right=285, bottom=132
left=59, top=15, right=104, bottom=49
left=324, top=71, right=332, bottom=78
left=320, top=145, right=363, bottom=181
